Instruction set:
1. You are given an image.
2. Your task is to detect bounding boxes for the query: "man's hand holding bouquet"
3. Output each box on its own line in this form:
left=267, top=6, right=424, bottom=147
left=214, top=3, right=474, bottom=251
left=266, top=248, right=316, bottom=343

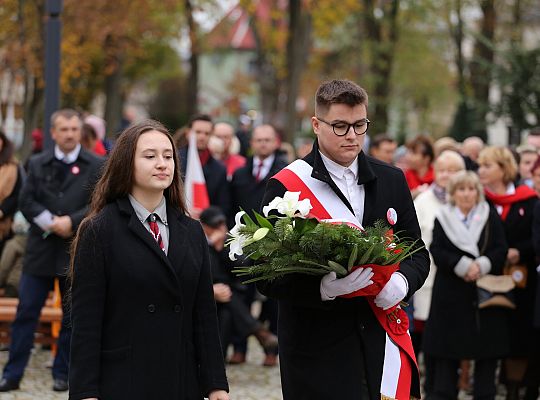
left=227, top=191, right=423, bottom=334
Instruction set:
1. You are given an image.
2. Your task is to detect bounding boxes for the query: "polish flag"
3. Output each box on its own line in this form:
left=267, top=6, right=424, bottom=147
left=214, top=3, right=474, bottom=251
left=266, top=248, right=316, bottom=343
left=184, top=131, right=210, bottom=216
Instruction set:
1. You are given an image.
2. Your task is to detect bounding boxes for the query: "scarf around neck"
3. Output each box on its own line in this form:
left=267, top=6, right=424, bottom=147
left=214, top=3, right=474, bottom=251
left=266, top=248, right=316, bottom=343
left=405, top=166, right=434, bottom=190
left=484, top=185, right=537, bottom=221
left=435, top=201, right=490, bottom=257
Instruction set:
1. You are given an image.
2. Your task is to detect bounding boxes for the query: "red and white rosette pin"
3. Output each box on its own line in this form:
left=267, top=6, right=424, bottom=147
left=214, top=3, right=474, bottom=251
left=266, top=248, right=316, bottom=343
left=386, top=207, right=397, bottom=226
left=71, top=165, right=80, bottom=175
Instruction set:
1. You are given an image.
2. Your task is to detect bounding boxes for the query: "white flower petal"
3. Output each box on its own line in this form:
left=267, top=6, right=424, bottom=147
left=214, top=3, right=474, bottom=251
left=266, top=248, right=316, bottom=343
left=234, top=211, right=246, bottom=226
left=283, top=191, right=301, bottom=202
left=296, top=199, right=313, bottom=217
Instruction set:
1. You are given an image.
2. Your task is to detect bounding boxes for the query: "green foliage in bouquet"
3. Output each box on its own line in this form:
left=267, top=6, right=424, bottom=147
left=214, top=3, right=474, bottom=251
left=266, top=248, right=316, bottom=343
left=227, top=210, right=423, bottom=284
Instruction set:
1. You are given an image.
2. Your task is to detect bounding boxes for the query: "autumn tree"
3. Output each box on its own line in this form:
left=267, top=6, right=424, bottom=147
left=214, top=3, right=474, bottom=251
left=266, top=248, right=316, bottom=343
left=61, top=0, right=184, bottom=135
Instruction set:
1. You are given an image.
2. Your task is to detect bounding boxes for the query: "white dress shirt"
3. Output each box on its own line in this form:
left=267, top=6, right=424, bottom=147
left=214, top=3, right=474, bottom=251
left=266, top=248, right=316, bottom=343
left=494, top=183, right=515, bottom=216
left=253, top=154, right=275, bottom=181
left=319, top=152, right=365, bottom=223
left=128, top=195, right=170, bottom=254
left=55, top=144, right=81, bottom=163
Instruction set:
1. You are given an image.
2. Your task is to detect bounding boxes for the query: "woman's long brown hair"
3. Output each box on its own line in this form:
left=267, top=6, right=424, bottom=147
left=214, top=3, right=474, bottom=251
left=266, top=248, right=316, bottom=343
left=69, top=119, right=187, bottom=282
left=0, top=129, right=15, bottom=166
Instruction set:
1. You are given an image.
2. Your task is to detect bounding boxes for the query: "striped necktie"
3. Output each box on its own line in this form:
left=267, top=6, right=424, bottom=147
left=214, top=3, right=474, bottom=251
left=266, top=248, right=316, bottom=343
left=147, top=213, right=164, bottom=251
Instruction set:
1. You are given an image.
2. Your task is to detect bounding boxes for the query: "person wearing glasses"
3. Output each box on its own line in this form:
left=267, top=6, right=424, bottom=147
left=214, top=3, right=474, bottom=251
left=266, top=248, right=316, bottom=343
left=258, top=79, right=429, bottom=400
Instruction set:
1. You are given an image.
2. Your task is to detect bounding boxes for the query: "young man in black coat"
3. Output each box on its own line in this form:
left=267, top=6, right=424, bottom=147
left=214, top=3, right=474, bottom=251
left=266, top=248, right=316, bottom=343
left=258, top=80, right=430, bottom=400
left=228, top=124, right=287, bottom=366
left=0, top=109, right=103, bottom=393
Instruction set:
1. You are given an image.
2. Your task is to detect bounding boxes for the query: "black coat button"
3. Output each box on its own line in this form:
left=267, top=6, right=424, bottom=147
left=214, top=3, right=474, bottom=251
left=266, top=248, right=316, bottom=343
left=174, top=305, right=181, bottom=313
left=147, top=304, right=156, bottom=313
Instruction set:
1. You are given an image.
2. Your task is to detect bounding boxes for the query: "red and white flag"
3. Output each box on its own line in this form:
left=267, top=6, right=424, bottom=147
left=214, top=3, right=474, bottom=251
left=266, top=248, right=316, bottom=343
left=184, top=132, right=210, bottom=216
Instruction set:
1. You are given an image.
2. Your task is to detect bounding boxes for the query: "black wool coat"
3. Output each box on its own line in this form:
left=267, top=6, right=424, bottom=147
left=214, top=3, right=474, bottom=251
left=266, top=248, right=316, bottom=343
left=423, top=207, right=510, bottom=360
left=69, top=198, right=229, bottom=400
left=19, top=149, right=103, bottom=276
left=229, top=154, right=288, bottom=223
left=257, top=141, right=430, bottom=400
left=488, top=195, right=538, bottom=355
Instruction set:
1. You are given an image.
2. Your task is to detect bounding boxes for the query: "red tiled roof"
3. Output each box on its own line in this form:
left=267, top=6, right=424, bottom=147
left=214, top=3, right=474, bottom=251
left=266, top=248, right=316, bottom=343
left=205, top=5, right=256, bottom=50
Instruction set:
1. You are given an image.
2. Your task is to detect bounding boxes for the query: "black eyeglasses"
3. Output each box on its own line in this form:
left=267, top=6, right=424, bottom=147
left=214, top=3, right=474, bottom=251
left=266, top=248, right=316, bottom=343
left=316, top=117, right=370, bottom=136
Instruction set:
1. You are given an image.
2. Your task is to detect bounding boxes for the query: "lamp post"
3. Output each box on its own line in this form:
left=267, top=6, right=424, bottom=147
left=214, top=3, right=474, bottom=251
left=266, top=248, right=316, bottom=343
left=43, top=0, right=63, bottom=149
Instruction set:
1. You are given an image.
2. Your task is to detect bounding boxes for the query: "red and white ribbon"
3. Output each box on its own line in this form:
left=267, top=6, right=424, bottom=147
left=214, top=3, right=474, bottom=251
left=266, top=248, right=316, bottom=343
left=272, top=160, right=419, bottom=400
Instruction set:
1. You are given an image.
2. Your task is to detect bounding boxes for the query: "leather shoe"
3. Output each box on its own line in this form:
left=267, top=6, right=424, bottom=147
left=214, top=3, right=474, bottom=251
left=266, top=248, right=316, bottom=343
left=227, top=352, right=246, bottom=365
left=253, top=327, right=278, bottom=353
left=262, top=353, right=278, bottom=367
left=53, top=378, right=68, bottom=392
left=0, top=377, right=20, bottom=392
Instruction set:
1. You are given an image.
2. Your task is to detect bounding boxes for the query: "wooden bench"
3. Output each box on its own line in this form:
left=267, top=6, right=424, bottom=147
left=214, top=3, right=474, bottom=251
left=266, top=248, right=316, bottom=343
left=0, top=281, right=63, bottom=346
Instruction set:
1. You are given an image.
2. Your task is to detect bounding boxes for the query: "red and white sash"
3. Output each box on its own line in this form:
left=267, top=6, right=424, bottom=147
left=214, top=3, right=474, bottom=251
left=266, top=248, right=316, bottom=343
left=273, top=159, right=420, bottom=400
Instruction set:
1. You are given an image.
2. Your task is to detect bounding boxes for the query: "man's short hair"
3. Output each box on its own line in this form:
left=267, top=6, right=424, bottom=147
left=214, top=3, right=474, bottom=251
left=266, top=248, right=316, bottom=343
left=315, top=79, right=368, bottom=116
left=369, top=134, right=395, bottom=151
left=188, top=114, right=213, bottom=128
left=50, top=109, right=80, bottom=128
left=529, top=126, right=540, bottom=136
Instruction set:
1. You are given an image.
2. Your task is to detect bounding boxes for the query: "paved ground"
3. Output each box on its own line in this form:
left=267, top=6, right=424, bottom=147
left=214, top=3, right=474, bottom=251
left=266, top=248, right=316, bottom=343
left=0, top=343, right=533, bottom=399
left=0, top=338, right=283, bottom=400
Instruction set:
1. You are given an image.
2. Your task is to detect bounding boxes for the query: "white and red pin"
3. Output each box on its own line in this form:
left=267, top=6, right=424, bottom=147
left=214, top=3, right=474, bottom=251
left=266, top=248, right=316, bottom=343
left=387, top=208, right=397, bottom=225
left=71, top=165, right=80, bottom=175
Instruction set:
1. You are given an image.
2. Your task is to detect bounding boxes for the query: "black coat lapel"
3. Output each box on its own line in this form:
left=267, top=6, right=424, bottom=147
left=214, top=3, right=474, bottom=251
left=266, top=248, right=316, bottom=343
left=119, top=198, right=180, bottom=285
left=357, top=152, right=378, bottom=226
left=60, top=149, right=92, bottom=191
left=166, top=208, right=188, bottom=282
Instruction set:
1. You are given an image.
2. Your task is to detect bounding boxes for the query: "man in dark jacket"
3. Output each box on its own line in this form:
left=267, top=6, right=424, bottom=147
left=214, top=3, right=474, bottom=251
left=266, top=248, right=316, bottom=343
left=0, top=109, right=103, bottom=393
left=258, top=79, right=430, bottom=400
left=228, top=124, right=287, bottom=366
left=179, top=114, right=231, bottom=217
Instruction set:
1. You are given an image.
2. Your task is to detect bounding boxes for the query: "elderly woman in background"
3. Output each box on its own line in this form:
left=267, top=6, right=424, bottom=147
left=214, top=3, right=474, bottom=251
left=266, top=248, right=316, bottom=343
left=477, top=146, right=539, bottom=400
left=413, top=151, right=466, bottom=328
left=423, top=171, right=509, bottom=400
left=413, top=150, right=465, bottom=394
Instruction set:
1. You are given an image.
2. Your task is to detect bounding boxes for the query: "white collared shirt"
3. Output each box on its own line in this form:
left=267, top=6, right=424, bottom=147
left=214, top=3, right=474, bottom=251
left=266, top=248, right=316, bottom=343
left=55, top=144, right=81, bottom=164
left=455, top=205, right=477, bottom=228
left=494, top=183, right=515, bottom=216
left=319, top=152, right=365, bottom=223
left=128, top=195, right=169, bottom=254
left=253, top=154, right=275, bottom=181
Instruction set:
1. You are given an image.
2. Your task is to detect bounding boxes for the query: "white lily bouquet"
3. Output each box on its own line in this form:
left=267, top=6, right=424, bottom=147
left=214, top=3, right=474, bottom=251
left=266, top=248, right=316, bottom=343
left=227, top=191, right=422, bottom=297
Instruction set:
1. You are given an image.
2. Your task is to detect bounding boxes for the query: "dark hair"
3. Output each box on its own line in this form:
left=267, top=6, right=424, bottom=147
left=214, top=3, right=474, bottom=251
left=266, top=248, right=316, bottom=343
left=51, top=109, right=81, bottom=128
left=88, top=119, right=186, bottom=218
left=406, top=135, right=435, bottom=163
left=315, top=79, right=368, bottom=116
left=369, top=134, right=395, bottom=151
left=529, top=126, right=540, bottom=136
left=81, top=123, right=98, bottom=151
left=0, top=129, right=15, bottom=166
left=69, top=119, right=187, bottom=282
left=82, top=123, right=97, bottom=140
left=188, top=114, right=213, bottom=128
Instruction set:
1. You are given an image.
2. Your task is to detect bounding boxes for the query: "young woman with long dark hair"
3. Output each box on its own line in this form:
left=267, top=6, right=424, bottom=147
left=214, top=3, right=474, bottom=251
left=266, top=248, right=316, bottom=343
left=69, top=120, right=229, bottom=400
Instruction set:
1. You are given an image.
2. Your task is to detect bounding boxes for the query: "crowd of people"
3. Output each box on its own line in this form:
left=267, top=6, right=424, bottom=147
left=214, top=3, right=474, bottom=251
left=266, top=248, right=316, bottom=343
left=0, top=78, right=538, bottom=399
